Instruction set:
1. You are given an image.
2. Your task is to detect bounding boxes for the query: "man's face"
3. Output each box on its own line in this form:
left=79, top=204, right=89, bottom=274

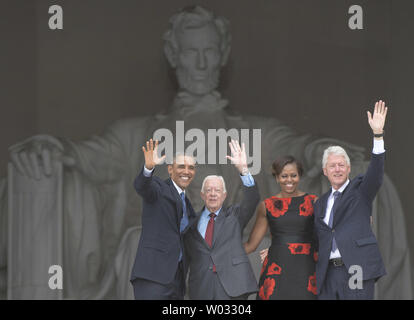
left=168, top=155, right=196, bottom=190
left=176, top=23, right=222, bottom=95
left=323, top=154, right=351, bottom=190
left=200, top=177, right=227, bottom=213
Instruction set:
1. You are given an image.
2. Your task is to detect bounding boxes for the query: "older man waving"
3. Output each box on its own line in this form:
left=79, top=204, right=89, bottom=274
left=314, top=100, right=388, bottom=300
left=184, top=139, right=260, bottom=300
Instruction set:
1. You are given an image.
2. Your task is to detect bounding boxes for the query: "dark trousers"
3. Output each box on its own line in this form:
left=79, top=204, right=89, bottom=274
left=132, top=261, right=185, bottom=300
left=318, top=263, right=375, bottom=300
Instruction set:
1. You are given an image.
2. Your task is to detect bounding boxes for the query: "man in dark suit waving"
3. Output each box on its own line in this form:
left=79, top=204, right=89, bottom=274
left=185, top=139, right=260, bottom=299
left=130, top=139, right=196, bottom=299
left=314, top=100, right=388, bottom=300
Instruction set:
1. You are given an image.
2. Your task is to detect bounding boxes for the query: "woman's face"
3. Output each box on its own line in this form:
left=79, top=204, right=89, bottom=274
left=276, top=163, right=301, bottom=195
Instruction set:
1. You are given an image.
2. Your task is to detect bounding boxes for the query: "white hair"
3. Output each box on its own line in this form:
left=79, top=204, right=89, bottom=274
left=201, top=175, right=227, bottom=193
left=322, top=146, right=351, bottom=168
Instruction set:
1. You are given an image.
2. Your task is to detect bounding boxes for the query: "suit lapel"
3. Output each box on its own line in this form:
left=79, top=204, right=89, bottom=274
left=191, top=210, right=211, bottom=250
left=181, top=199, right=196, bottom=234
left=313, top=192, right=330, bottom=231
left=318, top=192, right=330, bottom=222
left=186, top=196, right=196, bottom=219
left=211, top=207, right=227, bottom=249
left=190, top=211, right=202, bottom=231
left=332, top=182, right=352, bottom=227
left=166, top=178, right=183, bottom=227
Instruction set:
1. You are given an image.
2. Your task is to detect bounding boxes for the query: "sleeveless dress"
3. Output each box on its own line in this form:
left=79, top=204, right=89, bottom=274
left=257, top=194, right=318, bottom=300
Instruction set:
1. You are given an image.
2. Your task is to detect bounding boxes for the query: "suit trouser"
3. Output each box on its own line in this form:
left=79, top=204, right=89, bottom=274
left=318, top=263, right=375, bottom=300
left=132, top=261, right=185, bottom=300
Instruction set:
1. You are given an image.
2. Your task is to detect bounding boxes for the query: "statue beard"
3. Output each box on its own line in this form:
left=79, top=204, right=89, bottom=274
left=176, top=67, right=220, bottom=96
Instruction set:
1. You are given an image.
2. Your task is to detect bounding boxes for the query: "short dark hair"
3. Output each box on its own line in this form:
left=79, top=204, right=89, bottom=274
left=271, top=155, right=304, bottom=177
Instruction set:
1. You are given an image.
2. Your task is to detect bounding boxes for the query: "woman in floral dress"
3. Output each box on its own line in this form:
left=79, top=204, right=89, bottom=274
left=244, top=156, right=318, bottom=299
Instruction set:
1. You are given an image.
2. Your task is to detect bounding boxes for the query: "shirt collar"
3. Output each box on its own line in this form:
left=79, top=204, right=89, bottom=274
left=331, top=179, right=350, bottom=196
left=202, top=206, right=223, bottom=218
left=171, top=179, right=184, bottom=196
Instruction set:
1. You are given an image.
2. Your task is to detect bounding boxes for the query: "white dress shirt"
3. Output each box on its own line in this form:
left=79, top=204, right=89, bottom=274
left=324, top=180, right=350, bottom=259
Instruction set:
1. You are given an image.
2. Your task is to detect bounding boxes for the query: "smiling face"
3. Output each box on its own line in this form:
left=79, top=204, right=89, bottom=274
left=323, top=154, right=351, bottom=190
left=200, top=177, right=227, bottom=213
left=276, top=163, right=301, bottom=197
left=168, top=155, right=196, bottom=190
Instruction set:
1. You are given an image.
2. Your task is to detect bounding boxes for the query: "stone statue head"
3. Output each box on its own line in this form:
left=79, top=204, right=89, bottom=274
left=163, top=6, right=231, bottom=96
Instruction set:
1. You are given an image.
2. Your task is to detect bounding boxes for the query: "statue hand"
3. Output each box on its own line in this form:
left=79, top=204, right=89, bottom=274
left=304, top=138, right=365, bottom=178
left=9, top=134, right=75, bottom=179
left=226, top=139, right=248, bottom=174
left=141, top=139, right=166, bottom=170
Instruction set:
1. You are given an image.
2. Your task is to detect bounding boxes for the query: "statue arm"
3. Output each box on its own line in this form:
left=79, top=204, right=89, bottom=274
left=61, top=137, right=125, bottom=184
left=8, top=122, right=128, bottom=184
left=60, top=120, right=133, bottom=184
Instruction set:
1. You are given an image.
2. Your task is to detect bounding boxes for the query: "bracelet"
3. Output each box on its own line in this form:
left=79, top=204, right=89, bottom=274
left=374, top=132, right=384, bottom=138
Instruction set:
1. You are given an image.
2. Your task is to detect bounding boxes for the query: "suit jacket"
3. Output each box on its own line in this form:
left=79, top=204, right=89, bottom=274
left=184, top=181, right=260, bottom=299
left=314, top=153, right=387, bottom=294
left=130, top=168, right=196, bottom=285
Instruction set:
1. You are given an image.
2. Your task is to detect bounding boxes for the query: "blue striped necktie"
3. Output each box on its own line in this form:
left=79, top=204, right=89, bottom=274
left=180, top=192, right=189, bottom=233
left=328, top=191, right=341, bottom=252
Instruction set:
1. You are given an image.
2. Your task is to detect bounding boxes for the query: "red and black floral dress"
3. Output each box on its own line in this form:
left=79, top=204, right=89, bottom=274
left=257, top=194, right=318, bottom=300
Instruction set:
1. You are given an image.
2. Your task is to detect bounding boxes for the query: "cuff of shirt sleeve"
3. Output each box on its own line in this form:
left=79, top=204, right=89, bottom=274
left=240, top=172, right=255, bottom=187
left=372, top=138, right=385, bottom=154
left=143, top=166, right=154, bottom=177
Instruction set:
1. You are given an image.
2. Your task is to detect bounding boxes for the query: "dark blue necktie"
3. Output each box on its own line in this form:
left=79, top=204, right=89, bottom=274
left=180, top=192, right=189, bottom=233
left=178, top=192, right=189, bottom=262
left=328, top=191, right=341, bottom=252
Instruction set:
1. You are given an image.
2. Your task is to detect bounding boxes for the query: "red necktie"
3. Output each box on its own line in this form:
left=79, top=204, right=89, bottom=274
left=205, top=213, right=217, bottom=272
left=205, top=213, right=216, bottom=247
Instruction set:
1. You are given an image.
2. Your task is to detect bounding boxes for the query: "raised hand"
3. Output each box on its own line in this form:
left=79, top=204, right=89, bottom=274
left=226, top=139, right=248, bottom=174
left=141, top=139, right=166, bottom=170
left=367, top=100, right=388, bottom=135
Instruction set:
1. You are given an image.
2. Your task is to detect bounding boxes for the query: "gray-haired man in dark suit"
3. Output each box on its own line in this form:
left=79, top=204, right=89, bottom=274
left=184, top=139, right=260, bottom=300
left=314, top=101, right=388, bottom=299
